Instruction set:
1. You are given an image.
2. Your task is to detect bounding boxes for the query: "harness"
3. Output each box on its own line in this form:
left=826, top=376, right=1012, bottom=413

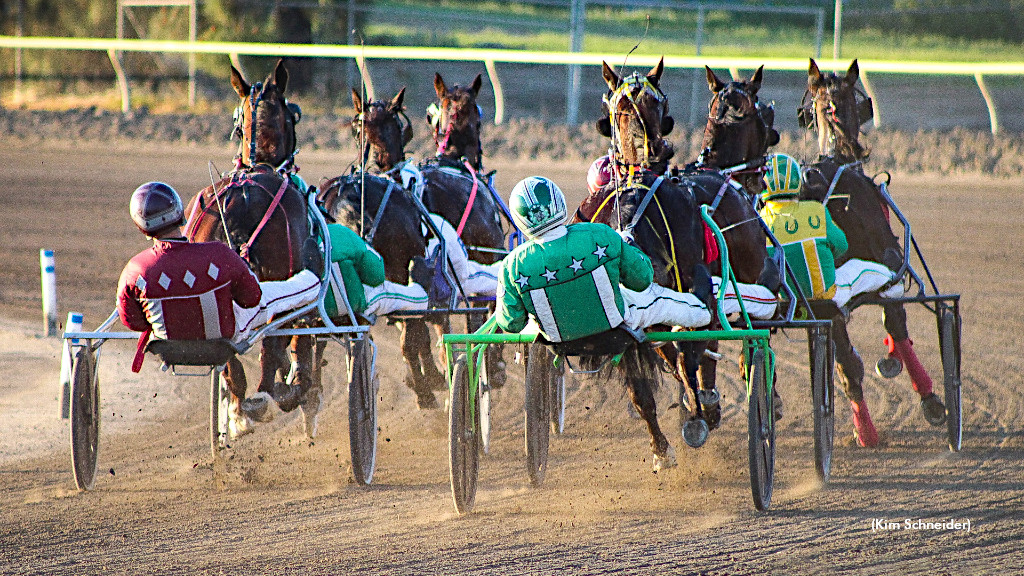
left=589, top=172, right=687, bottom=292
left=183, top=167, right=296, bottom=270
left=353, top=104, right=413, bottom=169
left=603, top=72, right=666, bottom=168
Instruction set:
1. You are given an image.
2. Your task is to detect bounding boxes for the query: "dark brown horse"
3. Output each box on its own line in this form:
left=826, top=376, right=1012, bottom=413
left=583, top=59, right=719, bottom=464
left=317, top=88, right=445, bottom=409
left=801, top=58, right=942, bottom=418
left=350, top=86, right=412, bottom=173
left=184, top=59, right=320, bottom=434
left=420, top=73, right=510, bottom=386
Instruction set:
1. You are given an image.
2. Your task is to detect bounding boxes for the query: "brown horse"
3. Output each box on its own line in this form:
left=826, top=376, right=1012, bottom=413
left=583, top=58, right=719, bottom=462
left=317, top=88, right=446, bottom=409
left=419, top=72, right=510, bottom=385
left=801, top=58, right=944, bottom=423
left=184, top=59, right=321, bottom=434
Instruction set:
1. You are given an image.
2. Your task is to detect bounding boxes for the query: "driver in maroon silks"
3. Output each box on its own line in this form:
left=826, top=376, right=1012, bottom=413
left=116, top=182, right=320, bottom=372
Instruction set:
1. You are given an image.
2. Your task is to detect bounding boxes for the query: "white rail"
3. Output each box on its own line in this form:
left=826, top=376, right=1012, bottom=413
left=2, top=36, right=1021, bottom=133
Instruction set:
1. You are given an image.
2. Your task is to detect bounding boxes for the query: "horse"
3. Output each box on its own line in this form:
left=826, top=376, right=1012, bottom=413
left=417, top=72, right=510, bottom=385
left=800, top=58, right=941, bottom=418
left=581, top=58, right=720, bottom=464
left=316, top=87, right=444, bottom=409
left=184, top=59, right=321, bottom=433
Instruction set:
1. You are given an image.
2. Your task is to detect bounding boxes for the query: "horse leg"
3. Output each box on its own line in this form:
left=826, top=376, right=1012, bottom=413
left=400, top=319, right=440, bottom=409
left=223, top=356, right=257, bottom=438
left=677, top=341, right=710, bottom=449
left=698, top=340, right=722, bottom=430
left=832, top=315, right=879, bottom=447
left=882, top=303, right=934, bottom=398
left=260, top=336, right=302, bottom=413
left=627, top=376, right=676, bottom=471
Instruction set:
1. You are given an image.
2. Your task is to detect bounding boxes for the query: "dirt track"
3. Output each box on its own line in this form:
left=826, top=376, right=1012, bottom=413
left=1, top=142, right=1023, bottom=575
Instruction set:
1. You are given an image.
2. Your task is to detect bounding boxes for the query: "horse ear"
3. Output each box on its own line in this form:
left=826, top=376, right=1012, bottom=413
left=272, top=58, right=288, bottom=93
left=748, top=65, right=764, bottom=95
left=230, top=65, right=249, bottom=98
left=434, top=73, right=448, bottom=100
left=389, top=87, right=406, bottom=112
left=470, top=74, right=483, bottom=97
left=808, top=58, right=824, bottom=90
left=646, top=57, right=665, bottom=87
left=706, top=66, right=725, bottom=93
left=596, top=117, right=611, bottom=138
left=660, top=115, right=674, bottom=136
left=602, top=61, right=621, bottom=92
left=351, top=88, right=363, bottom=115
left=845, top=59, right=860, bottom=87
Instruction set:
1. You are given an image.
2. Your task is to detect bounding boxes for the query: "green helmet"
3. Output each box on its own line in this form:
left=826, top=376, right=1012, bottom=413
left=763, top=153, right=802, bottom=200
left=510, top=176, right=568, bottom=237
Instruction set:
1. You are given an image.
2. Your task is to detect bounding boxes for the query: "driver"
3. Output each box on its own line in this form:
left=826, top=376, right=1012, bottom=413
left=117, top=182, right=320, bottom=355
left=757, top=154, right=906, bottom=447
left=495, top=176, right=712, bottom=342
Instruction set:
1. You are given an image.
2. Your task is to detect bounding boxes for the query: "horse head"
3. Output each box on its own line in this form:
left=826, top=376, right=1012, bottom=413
left=351, top=87, right=413, bottom=173
left=231, top=58, right=301, bottom=172
left=597, top=58, right=675, bottom=172
left=700, top=65, right=778, bottom=194
left=806, top=58, right=870, bottom=163
left=429, top=72, right=484, bottom=168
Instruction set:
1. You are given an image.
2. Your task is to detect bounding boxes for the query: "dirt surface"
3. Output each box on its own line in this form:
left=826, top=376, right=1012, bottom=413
left=1, top=142, right=1023, bottom=575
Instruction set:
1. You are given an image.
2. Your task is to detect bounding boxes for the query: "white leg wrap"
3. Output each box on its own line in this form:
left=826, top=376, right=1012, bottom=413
left=621, top=283, right=711, bottom=330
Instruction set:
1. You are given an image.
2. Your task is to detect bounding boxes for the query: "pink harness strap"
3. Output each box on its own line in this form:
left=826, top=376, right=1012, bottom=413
left=241, top=176, right=293, bottom=270
left=455, top=160, right=479, bottom=238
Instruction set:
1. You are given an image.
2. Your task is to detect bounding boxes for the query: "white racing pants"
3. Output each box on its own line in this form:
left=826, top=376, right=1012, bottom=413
left=621, top=283, right=712, bottom=330
left=832, top=259, right=903, bottom=308
left=426, top=214, right=503, bottom=297
left=362, top=281, right=428, bottom=316
left=711, top=276, right=779, bottom=320
left=234, top=269, right=321, bottom=343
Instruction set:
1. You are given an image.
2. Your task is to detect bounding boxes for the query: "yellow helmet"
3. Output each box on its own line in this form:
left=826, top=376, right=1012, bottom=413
left=762, top=153, right=802, bottom=200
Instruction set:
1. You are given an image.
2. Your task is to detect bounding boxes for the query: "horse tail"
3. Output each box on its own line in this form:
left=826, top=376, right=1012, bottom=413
left=577, top=341, right=662, bottom=393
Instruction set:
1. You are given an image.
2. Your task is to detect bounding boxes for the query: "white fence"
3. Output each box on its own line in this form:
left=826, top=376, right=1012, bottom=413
left=2, top=35, right=1023, bottom=133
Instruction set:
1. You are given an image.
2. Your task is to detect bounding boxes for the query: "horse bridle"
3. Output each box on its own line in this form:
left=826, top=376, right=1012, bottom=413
left=604, top=72, right=667, bottom=168
left=354, top=102, right=414, bottom=167
left=706, top=81, right=759, bottom=127
left=232, top=81, right=302, bottom=173
left=429, top=96, right=484, bottom=164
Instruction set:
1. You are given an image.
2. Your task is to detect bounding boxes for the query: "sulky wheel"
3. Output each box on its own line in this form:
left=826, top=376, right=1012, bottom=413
left=524, top=343, right=552, bottom=487
left=210, top=366, right=230, bottom=460
left=550, top=352, right=566, bottom=435
left=348, top=337, right=379, bottom=485
left=809, top=328, right=835, bottom=483
left=939, top=307, right=962, bottom=452
left=747, top=349, right=775, bottom=511
left=448, top=354, right=479, bottom=514
left=70, top=347, right=100, bottom=491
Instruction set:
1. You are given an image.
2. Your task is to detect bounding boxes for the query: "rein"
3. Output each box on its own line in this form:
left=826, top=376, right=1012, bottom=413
left=455, top=160, right=479, bottom=238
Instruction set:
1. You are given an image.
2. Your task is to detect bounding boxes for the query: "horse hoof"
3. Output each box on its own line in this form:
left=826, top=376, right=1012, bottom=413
left=875, top=355, right=903, bottom=379
left=271, top=381, right=302, bottom=413
left=241, top=391, right=274, bottom=423
left=698, top=389, right=721, bottom=430
left=415, top=391, right=439, bottom=410
left=921, top=393, right=947, bottom=427
left=653, top=445, right=677, bottom=472
left=228, top=412, right=254, bottom=440
left=683, top=418, right=709, bottom=448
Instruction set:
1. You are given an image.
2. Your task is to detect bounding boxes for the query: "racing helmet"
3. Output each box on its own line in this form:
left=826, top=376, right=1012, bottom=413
left=762, top=153, right=803, bottom=201
left=510, top=176, right=568, bottom=238
left=130, top=181, right=185, bottom=236
left=586, top=155, right=612, bottom=194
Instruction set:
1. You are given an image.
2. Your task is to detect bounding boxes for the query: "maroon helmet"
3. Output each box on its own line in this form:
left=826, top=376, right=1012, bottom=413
left=130, top=182, right=184, bottom=236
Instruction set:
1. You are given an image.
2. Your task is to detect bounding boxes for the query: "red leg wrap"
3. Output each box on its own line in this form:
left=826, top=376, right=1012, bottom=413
left=891, top=338, right=934, bottom=397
